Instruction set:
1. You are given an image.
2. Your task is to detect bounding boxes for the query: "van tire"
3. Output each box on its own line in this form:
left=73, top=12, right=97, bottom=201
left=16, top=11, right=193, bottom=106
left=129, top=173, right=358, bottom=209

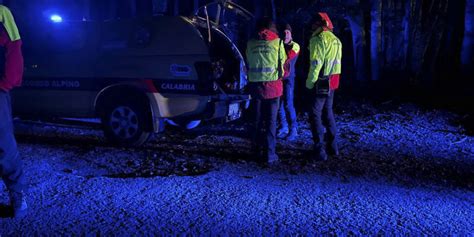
left=100, top=98, right=152, bottom=147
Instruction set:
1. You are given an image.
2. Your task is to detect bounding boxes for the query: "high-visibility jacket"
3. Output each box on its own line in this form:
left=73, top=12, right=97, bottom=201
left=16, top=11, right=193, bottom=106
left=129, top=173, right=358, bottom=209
left=246, top=38, right=287, bottom=82
left=0, top=5, right=23, bottom=92
left=0, top=5, right=20, bottom=41
left=284, top=40, right=300, bottom=79
left=287, top=41, right=301, bottom=56
left=306, top=30, right=342, bottom=89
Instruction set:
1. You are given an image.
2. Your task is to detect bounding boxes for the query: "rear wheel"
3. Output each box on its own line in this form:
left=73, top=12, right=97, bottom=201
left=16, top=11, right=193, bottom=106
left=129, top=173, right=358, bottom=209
left=100, top=99, right=152, bottom=146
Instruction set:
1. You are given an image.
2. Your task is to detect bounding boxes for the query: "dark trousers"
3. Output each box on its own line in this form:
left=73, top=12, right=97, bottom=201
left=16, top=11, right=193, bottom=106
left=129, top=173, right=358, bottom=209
left=309, top=90, right=338, bottom=152
left=279, top=77, right=298, bottom=131
left=0, top=91, right=25, bottom=193
left=252, top=97, right=280, bottom=158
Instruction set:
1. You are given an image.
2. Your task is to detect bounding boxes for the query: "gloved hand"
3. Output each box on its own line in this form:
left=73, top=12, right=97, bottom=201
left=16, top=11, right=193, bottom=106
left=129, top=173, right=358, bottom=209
left=306, top=80, right=315, bottom=89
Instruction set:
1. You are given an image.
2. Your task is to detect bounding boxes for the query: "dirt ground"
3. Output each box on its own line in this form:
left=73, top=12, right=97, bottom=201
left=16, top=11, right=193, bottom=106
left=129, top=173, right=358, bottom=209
left=1, top=98, right=473, bottom=235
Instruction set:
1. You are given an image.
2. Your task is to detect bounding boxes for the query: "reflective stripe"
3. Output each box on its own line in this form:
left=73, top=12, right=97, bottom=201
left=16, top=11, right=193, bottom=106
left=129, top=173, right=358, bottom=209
left=312, top=60, right=341, bottom=67
left=332, top=60, right=341, bottom=65
left=248, top=67, right=276, bottom=73
left=311, top=60, right=322, bottom=67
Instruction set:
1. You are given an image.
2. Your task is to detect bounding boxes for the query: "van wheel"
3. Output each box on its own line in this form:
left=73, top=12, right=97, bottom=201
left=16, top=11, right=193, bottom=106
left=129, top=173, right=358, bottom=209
left=101, top=100, right=152, bottom=147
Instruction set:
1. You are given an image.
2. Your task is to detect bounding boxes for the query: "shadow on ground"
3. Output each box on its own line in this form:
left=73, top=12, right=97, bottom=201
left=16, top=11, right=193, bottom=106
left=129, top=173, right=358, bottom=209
left=15, top=125, right=474, bottom=191
left=0, top=204, right=13, bottom=218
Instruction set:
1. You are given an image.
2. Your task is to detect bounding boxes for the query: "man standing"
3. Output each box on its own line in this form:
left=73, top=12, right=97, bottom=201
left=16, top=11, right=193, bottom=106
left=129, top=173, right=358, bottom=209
left=278, top=24, right=300, bottom=141
left=306, top=13, right=342, bottom=161
left=246, top=17, right=287, bottom=165
left=0, top=5, right=27, bottom=218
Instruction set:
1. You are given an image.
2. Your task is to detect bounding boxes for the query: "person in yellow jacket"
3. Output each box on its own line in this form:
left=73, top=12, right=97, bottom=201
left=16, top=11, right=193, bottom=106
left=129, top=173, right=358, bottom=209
left=277, top=24, right=301, bottom=141
left=306, top=12, right=342, bottom=161
left=246, top=17, right=287, bottom=165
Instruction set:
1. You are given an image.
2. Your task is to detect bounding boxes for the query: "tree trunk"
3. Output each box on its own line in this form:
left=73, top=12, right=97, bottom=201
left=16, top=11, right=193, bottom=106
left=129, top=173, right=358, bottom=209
left=462, top=0, right=474, bottom=71
left=370, top=0, right=383, bottom=81
left=270, top=0, right=277, bottom=20
left=402, top=0, right=413, bottom=69
left=253, top=0, right=264, bottom=20
left=173, top=0, right=179, bottom=16
left=346, top=12, right=369, bottom=81
left=407, top=0, right=424, bottom=84
left=151, top=0, right=167, bottom=15
left=135, top=0, right=152, bottom=17
left=420, top=0, right=449, bottom=86
left=193, top=0, right=199, bottom=12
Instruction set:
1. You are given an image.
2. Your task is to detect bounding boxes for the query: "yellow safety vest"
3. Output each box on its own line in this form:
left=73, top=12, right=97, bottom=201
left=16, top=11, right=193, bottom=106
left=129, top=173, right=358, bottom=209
left=246, top=38, right=287, bottom=82
left=0, top=5, right=21, bottom=41
left=306, top=30, right=342, bottom=89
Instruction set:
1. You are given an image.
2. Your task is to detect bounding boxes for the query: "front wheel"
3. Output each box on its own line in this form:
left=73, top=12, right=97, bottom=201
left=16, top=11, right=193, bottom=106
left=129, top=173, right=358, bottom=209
left=100, top=99, right=152, bottom=146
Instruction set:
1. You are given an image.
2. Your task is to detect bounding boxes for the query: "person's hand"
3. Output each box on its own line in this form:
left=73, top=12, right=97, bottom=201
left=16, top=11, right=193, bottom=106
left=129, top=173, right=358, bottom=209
left=306, top=80, right=314, bottom=89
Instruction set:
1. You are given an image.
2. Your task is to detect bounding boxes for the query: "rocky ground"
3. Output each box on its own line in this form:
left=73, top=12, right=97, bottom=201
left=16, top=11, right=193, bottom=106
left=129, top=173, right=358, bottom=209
left=0, top=98, right=473, bottom=235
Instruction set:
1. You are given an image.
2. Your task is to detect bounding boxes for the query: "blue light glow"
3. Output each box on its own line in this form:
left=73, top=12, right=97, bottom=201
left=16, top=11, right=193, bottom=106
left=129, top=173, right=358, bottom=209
left=50, top=14, right=63, bottom=23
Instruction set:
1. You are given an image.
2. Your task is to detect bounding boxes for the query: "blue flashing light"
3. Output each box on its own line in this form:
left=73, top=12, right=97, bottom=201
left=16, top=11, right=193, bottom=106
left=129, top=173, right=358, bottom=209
left=50, top=14, right=63, bottom=23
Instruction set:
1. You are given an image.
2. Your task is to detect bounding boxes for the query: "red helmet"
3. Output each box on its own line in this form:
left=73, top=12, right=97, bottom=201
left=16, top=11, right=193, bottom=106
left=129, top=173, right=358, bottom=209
left=318, top=12, right=334, bottom=31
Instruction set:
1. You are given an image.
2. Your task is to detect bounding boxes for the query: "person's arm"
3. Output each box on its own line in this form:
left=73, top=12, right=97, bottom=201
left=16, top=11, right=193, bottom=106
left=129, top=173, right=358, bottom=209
left=306, top=37, right=325, bottom=89
left=0, top=29, right=24, bottom=92
left=335, top=38, right=342, bottom=73
left=0, top=28, right=7, bottom=46
left=0, top=5, right=24, bottom=92
left=4, top=39, right=23, bottom=88
left=286, top=41, right=300, bottom=62
left=0, top=29, right=9, bottom=92
left=278, top=40, right=287, bottom=78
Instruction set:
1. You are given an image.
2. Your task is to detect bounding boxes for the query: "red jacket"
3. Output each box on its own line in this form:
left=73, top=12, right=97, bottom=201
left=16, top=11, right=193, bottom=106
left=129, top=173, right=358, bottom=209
left=0, top=28, right=23, bottom=92
left=248, top=29, right=283, bottom=100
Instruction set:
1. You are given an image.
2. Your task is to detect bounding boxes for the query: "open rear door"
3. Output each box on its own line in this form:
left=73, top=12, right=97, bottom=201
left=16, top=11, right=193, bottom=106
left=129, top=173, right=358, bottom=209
left=193, top=1, right=253, bottom=27
left=193, top=0, right=253, bottom=42
left=189, top=1, right=254, bottom=95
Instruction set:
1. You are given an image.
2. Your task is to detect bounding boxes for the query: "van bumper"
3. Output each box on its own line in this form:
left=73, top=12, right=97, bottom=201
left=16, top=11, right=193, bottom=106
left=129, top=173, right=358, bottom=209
left=147, top=92, right=250, bottom=131
left=208, top=94, right=251, bottom=121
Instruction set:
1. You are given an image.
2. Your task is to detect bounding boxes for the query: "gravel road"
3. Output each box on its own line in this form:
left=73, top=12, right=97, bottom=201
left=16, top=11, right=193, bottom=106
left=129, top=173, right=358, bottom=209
left=1, top=99, right=473, bottom=235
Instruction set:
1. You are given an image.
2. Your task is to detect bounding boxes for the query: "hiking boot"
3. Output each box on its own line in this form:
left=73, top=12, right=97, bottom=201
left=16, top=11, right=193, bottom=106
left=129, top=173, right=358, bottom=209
left=286, top=128, right=298, bottom=141
left=327, top=147, right=340, bottom=156
left=327, top=142, right=340, bottom=156
left=9, top=191, right=28, bottom=218
left=313, top=144, right=328, bottom=161
left=267, top=153, right=280, bottom=164
left=277, top=127, right=289, bottom=139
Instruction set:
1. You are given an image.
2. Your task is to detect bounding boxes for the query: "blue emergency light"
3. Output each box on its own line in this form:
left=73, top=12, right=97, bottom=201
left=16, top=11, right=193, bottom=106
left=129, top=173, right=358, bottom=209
left=50, top=14, right=63, bottom=23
